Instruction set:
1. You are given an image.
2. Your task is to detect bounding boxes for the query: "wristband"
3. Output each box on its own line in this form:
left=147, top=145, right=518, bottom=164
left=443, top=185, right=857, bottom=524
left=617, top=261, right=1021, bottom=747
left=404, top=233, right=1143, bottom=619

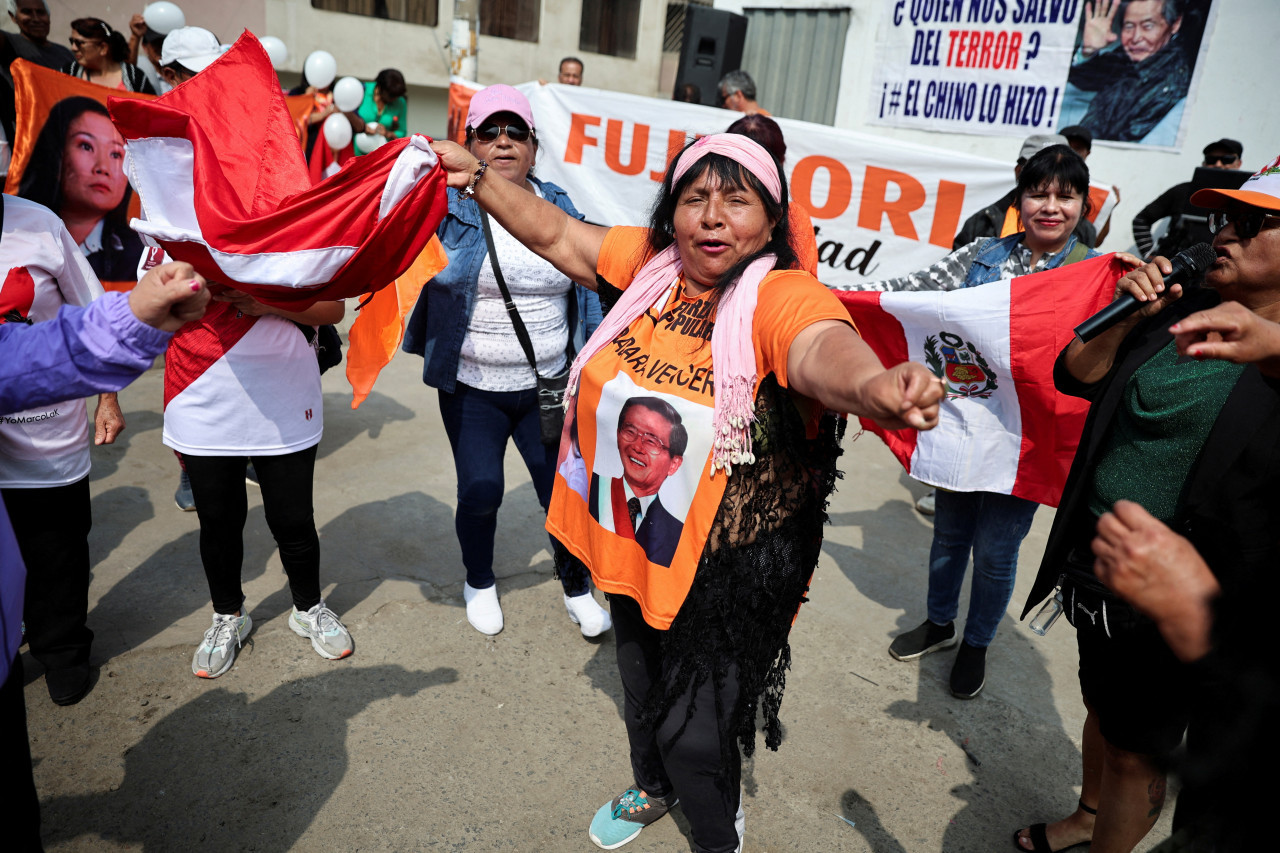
left=461, top=160, right=488, bottom=199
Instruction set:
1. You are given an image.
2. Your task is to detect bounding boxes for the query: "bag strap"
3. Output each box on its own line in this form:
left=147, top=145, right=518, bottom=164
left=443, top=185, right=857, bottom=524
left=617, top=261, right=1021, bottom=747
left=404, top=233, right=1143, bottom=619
left=1063, top=238, right=1090, bottom=267
left=480, top=209, right=541, bottom=379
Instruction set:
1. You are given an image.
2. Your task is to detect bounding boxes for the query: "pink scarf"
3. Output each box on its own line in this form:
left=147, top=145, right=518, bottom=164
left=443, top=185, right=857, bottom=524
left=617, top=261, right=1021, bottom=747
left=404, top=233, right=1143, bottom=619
left=566, top=134, right=782, bottom=478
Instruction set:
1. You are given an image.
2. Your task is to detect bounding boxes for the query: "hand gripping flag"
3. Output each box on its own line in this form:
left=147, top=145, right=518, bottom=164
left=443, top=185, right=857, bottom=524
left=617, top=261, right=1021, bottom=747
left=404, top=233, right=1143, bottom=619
left=106, top=31, right=449, bottom=310
left=837, top=254, right=1129, bottom=507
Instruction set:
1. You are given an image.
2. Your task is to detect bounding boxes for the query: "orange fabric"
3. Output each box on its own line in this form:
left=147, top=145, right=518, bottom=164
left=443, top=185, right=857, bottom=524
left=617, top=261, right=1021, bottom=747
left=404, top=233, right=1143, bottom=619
left=345, top=236, right=448, bottom=409
left=284, top=94, right=314, bottom=143
left=790, top=203, right=819, bottom=275
left=546, top=226, right=852, bottom=629
left=1000, top=203, right=1020, bottom=238
left=447, top=81, right=478, bottom=145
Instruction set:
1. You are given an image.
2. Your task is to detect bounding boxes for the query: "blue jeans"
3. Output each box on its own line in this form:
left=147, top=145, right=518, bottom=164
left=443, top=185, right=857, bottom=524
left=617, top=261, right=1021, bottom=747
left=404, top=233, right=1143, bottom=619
left=437, top=382, right=587, bottom=595
left=925, top=489, right=1038, bottom=648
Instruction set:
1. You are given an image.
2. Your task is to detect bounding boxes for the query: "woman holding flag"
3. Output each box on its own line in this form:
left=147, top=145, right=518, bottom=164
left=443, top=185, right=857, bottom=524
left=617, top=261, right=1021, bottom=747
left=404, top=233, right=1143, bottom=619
left=838, top=145, right=1133, bottom=700
left=427, top=129, right=943, bottom=852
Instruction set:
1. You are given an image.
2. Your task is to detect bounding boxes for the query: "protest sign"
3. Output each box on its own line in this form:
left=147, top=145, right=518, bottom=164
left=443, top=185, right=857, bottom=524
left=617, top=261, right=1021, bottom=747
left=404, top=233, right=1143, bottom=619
left=867, top=0, right=1219, bottom=150
left=510, top=82, right=1112, bottom=287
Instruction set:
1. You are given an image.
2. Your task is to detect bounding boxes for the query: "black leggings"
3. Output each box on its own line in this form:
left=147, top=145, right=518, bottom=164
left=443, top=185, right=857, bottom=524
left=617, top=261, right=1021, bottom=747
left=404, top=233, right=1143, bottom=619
left=184, top=447, right=322, bottom=615
left=612, top=594, right=741, bottom=853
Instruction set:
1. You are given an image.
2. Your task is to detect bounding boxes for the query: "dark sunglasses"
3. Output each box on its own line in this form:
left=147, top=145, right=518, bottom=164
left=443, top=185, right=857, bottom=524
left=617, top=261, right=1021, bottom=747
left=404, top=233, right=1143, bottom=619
left=69, top=36, right=101, bottom=48
left=1208, top=207, right=1280, bottom=240
left=1203, top=154, right=1238, bottom=166
left=473, top=122, right=531, bottom=143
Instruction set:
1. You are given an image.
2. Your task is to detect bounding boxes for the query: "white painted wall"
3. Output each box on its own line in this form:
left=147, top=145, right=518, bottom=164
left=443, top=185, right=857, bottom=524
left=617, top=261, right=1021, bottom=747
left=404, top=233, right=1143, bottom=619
left=713, top=0, right=1280, bottom=252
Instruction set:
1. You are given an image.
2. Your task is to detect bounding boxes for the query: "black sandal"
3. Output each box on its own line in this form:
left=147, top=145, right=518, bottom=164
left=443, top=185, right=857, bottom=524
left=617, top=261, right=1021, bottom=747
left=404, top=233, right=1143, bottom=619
left=1011, top=800, right=1096, bottom=853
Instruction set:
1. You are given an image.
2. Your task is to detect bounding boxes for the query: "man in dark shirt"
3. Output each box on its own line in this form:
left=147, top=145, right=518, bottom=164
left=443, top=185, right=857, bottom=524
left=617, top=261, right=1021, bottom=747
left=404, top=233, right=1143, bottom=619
left=1132, top=138, right=1244, bottom=259
left=953, top=133, right=1098, bottom=250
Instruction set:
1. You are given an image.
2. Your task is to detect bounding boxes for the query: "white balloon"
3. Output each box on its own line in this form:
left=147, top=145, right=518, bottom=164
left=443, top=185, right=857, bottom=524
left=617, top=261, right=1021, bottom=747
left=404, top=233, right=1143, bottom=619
left=333, top=76, right=364, bottom=113
left=258, top=36, right=288, bottom=69
left=323, top=113, right=353, bottom=151
left=355, top=132, right=387, bottom=154
left=303, top=50, right=337, bottom=90
left=143, top=2, right=185, bottom=35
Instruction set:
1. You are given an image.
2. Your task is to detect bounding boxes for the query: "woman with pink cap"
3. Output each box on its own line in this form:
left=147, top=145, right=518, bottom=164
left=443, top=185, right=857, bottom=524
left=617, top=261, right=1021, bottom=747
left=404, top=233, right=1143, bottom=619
left=403, top=84, right=609, bottom=638
left=429, top=127, right=943, bottom=850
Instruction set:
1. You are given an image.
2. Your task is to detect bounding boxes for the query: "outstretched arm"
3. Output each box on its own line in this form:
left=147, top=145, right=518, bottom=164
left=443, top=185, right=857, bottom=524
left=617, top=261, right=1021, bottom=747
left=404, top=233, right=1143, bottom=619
left=787, top=319, right=944, bottom=430
left=429, top=139, right=609, bottom=288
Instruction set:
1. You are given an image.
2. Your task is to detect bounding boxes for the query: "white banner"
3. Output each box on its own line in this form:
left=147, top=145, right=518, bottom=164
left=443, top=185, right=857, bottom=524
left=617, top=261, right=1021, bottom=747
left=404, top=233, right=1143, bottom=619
left=515, top=83, right=1112, bottom=288
left=866, top=0, right=1221, bottom=150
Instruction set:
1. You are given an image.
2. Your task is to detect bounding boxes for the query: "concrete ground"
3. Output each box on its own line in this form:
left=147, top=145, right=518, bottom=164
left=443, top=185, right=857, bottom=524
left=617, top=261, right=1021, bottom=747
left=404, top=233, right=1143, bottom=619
left=23, top=324, right=1177, bottom=851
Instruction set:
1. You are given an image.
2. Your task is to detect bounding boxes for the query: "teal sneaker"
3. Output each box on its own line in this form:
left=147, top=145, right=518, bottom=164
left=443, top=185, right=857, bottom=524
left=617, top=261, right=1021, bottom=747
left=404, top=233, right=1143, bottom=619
left=589, top=788, right=676, bottom=850
left=290, top=601, right=354, bottom=660
left=192, top=611, right=252, bottom=678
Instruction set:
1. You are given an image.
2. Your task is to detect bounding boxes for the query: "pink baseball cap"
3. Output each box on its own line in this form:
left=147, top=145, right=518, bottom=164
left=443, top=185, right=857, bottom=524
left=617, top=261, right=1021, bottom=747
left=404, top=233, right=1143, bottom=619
left=467, top=84, right=535, bottom=132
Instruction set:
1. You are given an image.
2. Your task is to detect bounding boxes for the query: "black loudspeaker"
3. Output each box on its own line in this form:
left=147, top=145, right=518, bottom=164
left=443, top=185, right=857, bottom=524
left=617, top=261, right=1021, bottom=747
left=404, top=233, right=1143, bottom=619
left=673, top=7, right=747, bottom=107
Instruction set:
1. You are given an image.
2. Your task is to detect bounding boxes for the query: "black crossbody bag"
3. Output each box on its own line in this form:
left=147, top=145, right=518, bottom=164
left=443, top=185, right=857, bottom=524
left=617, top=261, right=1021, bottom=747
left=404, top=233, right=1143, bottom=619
left=479, top=210, right=569, bottom=446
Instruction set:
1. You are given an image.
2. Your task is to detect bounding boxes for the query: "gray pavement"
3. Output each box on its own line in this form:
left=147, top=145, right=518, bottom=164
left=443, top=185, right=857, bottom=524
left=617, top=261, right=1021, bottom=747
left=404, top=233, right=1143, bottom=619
left=24, top=329, right=1176, bottom=851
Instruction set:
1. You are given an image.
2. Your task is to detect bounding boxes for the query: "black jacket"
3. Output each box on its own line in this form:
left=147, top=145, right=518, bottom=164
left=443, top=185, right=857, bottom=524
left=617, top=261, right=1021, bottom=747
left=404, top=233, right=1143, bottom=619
left=1022, top=288, right=1280, bottom=618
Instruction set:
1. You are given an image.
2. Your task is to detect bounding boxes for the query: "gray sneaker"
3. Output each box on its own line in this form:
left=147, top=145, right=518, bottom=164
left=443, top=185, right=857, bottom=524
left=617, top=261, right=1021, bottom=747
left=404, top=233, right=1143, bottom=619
left=192, top=611, right=252, bottom=678
left=174, top=470, right=196, bottom=511
left=290, top=601, right=354, bottom=660
left=889, top=619, right=958, bottom=661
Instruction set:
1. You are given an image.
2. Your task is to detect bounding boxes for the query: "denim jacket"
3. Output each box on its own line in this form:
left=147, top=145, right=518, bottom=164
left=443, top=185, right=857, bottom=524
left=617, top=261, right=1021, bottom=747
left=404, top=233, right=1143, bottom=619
left=962, top=232, right=1098, bottom=289
left=402, top=177, right=602, bottom=391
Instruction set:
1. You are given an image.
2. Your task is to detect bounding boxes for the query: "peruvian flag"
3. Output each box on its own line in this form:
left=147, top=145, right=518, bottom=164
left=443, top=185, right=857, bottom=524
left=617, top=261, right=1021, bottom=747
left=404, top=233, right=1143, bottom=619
left=837, top=254, right=1129, bottom=507
left=107, top=31, right=449, bottom=310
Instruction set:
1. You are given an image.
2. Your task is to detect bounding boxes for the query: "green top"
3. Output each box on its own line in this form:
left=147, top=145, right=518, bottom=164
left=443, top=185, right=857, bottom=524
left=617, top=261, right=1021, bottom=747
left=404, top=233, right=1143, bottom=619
left=354, top=81, right=407, bottom=155
left=1088, top=339, right=1245, bottom=523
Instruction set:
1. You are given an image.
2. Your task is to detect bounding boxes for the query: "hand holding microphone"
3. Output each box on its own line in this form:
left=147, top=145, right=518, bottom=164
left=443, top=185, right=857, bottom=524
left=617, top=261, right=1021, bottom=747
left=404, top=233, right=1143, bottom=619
left=1074, top=243, right=1217, bottom=343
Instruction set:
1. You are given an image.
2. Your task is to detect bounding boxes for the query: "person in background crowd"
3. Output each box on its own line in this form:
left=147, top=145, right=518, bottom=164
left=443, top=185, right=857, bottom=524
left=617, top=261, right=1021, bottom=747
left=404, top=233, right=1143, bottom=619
left=0, top=0, right=75, bottom=163
left=126, top=12, right=169, bottom=94
left=62, top=17, right=155, bottom=93
left=718, top=69, right=769, bottom=116
left=725, top=112, right=818, bottom=275
left=1, top=256, right=210, bottom=853
left=1014, top=153, right=1280, bottom=853
left=838, top=146, right=1123, bottom=701
left=673, top=82, right=700, bottom=104
left=558, top=56, right=583, bottom=85
left=425, top=126, right=943, bottom=852
left=1060, top=123, right=1119, bottom=245
left=402, top=84, right=610, bottom=638
left=954, top=133, right=1098, bottom=250
left=1062, top=0, right=1190, bottom=145
left=1132, top=138, right=1244, bottom=260
left=354, top=68, right=407, bottom=154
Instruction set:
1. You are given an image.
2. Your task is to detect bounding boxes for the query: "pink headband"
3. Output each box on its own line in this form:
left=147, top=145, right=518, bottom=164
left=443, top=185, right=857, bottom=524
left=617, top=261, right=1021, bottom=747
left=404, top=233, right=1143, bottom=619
left=672, top=133, right=781, bottom=203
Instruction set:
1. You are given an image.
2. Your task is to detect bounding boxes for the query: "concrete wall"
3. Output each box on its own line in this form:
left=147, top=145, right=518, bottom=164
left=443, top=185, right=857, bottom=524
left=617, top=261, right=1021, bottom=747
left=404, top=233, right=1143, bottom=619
left=713, top=0, right=1280, bottom=253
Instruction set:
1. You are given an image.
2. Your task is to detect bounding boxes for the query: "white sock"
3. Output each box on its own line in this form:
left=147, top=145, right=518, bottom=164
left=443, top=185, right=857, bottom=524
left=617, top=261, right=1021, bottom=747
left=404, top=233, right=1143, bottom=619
left=463, top=582, right=503, bottom=635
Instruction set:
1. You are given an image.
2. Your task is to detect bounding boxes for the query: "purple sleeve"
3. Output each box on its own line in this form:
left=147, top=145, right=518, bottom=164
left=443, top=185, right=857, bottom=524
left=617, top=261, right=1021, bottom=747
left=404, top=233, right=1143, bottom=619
left=0, top=291, right=173, bottom=415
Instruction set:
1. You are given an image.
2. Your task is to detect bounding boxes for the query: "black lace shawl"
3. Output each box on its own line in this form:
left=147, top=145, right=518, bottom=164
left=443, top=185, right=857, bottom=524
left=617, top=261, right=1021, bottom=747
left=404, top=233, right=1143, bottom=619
left=557, top=323, right=845, bottom=775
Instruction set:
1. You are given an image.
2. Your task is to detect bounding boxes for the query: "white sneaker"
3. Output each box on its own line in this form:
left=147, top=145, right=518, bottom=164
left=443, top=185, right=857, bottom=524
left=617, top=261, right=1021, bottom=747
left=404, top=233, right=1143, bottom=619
left=463, top=582, right=503, bottom=635
left=564, top=591, right=612, bottom=638
left=915, top=490, right=936, bottom=516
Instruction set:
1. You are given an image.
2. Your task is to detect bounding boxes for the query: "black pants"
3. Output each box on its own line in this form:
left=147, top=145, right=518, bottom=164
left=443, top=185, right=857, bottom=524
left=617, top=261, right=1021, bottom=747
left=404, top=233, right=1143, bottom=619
left=183, top=447, right=322, bottom=615
left=2, top=479, right=93, bottom=672
left=2, top=654, right=44, bottom=850
left=612, top=595, right=741, bottom=853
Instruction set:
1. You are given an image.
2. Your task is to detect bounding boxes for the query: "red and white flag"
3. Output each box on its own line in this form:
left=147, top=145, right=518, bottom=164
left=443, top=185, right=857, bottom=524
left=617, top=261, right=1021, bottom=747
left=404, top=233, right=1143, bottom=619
left=107, top=31, right=449, bottom=309
left=837, top=254, right=1128, bottom=507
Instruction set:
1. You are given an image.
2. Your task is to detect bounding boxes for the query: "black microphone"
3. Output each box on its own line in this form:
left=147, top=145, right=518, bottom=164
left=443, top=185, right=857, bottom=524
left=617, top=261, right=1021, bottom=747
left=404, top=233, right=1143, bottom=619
left=1073, top=243, right=1217, bottom=343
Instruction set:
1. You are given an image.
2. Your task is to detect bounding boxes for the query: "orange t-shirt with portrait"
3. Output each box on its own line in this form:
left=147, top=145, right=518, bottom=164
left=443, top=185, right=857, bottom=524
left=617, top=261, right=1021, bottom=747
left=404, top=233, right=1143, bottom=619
left=546, top=226, right=852, bottom=630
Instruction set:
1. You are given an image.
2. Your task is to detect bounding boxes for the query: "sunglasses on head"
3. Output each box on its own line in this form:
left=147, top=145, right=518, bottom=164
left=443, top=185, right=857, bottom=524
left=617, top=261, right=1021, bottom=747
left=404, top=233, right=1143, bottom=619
left=1208, top=207, right=1280, bottom=240
left=473, top=122, right=531, bottom=143
left=1203, top=153, right=1238, bottom=166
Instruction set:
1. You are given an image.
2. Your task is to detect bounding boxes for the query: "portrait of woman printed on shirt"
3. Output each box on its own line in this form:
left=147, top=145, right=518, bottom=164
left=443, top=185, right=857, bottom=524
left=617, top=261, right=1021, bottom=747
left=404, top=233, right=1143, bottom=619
left=18, top=95, right=144, bottom=286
